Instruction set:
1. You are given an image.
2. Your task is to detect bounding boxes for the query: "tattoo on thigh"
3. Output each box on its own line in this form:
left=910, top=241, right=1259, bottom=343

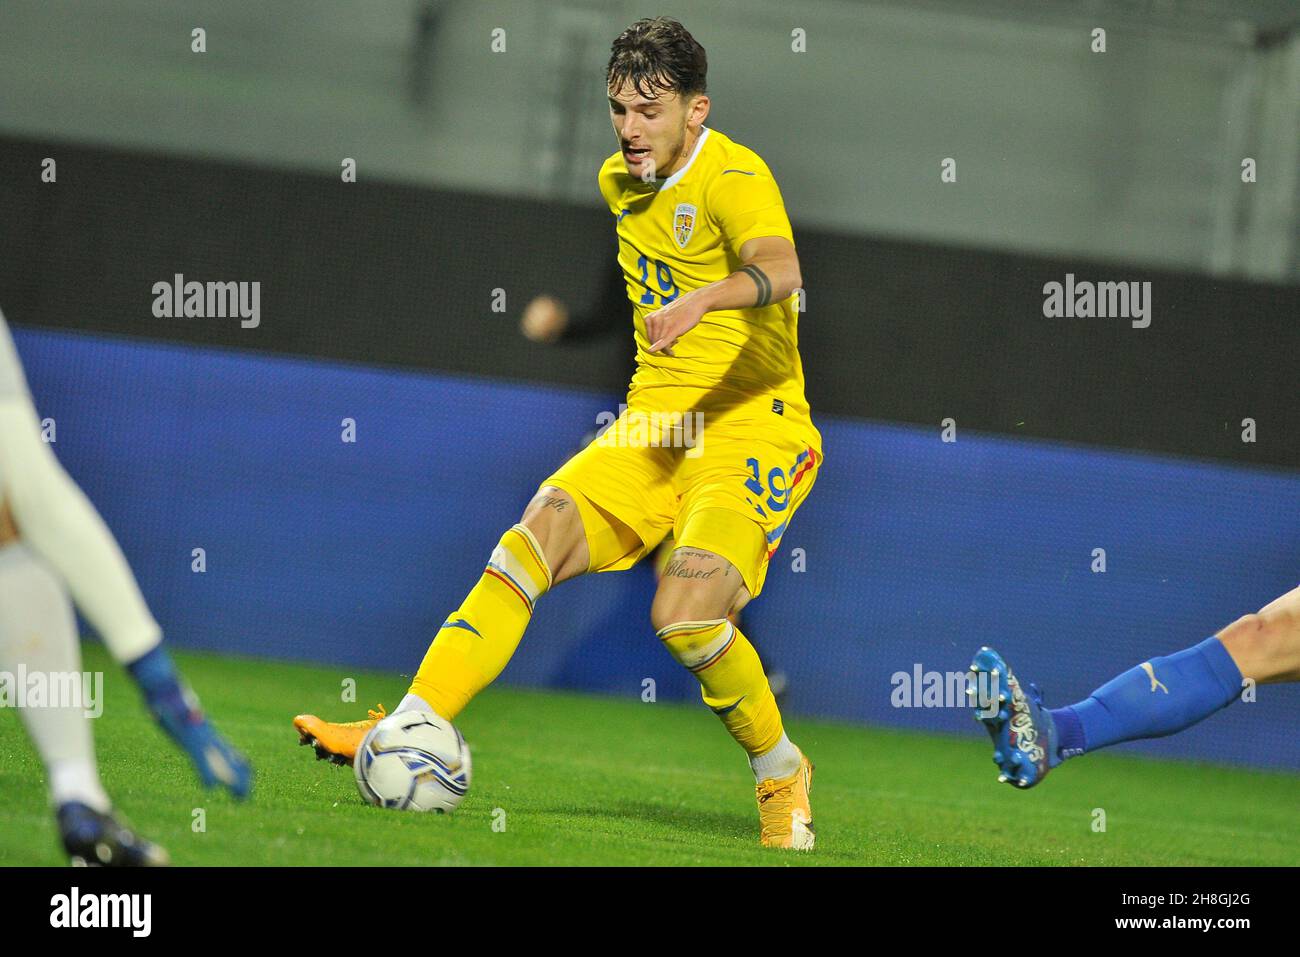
left=674, top=548, right=716, bottom=561
left=664, top=558, right=719, bottom=580
left=664, top=549, right=735, bottom=581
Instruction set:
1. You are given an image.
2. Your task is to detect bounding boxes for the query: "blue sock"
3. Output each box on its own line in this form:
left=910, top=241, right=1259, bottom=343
left=127, top=645, right=252, bottom=797
left=127, top=645, right=202, bottom=732
left=1049, top=636, right=1242, bottom=759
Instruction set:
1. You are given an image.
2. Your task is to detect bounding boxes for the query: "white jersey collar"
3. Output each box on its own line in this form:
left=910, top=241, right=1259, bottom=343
left=656, top=126, right=711, bottom=190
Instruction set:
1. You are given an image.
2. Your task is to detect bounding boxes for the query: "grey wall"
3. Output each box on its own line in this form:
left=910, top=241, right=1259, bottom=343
left=1, top=0, right=1295, bottom=278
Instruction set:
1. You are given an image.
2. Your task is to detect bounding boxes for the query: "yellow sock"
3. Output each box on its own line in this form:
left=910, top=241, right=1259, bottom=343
left=409, top=524, right=551, bottom=720
left=657, top=618, right=784, bottom=757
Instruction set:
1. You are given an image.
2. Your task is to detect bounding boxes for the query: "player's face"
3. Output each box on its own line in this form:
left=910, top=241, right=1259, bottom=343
left=608, top=80, right=696, bottom=180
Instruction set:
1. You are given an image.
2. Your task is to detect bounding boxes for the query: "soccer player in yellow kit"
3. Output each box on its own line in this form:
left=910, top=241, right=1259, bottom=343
left=295, top=16, right=823, bottom=849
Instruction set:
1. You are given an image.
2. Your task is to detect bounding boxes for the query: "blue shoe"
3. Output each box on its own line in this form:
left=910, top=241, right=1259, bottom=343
left=968, top=646, right=1059, bottom=789
left=149, top=687, right=254, bottom=798
left=58, top=802, right=170, bottom=867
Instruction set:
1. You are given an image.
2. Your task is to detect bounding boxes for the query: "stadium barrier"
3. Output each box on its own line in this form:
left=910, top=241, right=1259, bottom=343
left=12, top=327, right=1299, bottom=769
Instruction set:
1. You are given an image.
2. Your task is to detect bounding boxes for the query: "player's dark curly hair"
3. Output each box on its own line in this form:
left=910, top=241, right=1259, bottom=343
left=606, top=17, right=707, bottom=100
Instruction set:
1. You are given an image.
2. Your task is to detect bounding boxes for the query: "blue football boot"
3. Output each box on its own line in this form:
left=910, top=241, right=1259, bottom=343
left=968, top=646, right=1060, bottom=789
left=58, top=803, right=170, bottom=867
left=146, top=682, right=254, bottom=798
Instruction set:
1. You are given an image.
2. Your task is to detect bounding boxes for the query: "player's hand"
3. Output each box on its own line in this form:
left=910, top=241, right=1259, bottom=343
left=645, top=289, right=709, bottom=356
left=521, top=295, right=570, bottom=343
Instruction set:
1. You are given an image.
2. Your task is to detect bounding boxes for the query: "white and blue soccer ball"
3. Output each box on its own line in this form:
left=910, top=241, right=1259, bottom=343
left=353, top=710, right=471, bottom=813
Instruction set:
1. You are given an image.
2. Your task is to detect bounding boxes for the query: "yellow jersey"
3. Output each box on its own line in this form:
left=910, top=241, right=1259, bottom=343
left=597, top=126, right=818, bottom=445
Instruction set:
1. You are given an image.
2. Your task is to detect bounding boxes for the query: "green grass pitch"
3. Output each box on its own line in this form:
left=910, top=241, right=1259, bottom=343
left=1, top=642, right=1297, bottom=866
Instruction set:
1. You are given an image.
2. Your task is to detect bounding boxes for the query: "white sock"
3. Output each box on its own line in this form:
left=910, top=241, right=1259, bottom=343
left=750, top=732, right=801, bottom=782
left=0, top=398, right=163, bottom=664
left=395, top=692, right=435, bottom=716
left=0, top=542, right=112, bottom=812
left=50, top=759, right=112, bottom=813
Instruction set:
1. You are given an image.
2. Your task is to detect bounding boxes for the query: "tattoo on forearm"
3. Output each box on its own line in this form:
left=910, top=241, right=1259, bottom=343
left=538, top=495, right=568, bottom=512
left=741, top=264, right=772, bottom=307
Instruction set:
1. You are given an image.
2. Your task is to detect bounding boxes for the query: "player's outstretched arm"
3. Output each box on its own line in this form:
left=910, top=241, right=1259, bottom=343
left=645, top=235, right=801, bottom=352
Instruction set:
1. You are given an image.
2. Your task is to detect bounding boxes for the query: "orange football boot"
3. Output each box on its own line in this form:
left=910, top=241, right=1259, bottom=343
left=756, top=749, right=815, bottom=850
left=293, top=704, right=387, bottom=765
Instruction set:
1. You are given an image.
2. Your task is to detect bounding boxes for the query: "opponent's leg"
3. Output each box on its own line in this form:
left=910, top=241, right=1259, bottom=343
left=294, top=485, right=605, bottom=761
left=0, top=389, right=162, bottom=665
left=971, top=584, right=1300, bottom=789
left=0, top=532, right=168, bottom=865
left=0, top=314, right=250, bottom=798
left=1216, top=584, right=1300, bottom=683
left=650, top=534, right=813, bottom=850
left=0, top=537, right=111, bottom=813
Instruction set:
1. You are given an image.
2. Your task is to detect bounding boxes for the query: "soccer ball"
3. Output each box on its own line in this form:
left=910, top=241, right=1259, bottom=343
left=353, top=710, right=472, bottom=812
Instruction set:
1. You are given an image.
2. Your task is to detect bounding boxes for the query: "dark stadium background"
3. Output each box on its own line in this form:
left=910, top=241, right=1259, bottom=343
left=0, top=2, right=1296, bottom=769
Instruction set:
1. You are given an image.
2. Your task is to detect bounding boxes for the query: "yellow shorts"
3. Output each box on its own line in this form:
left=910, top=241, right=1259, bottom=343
left=540, top=404, right=822, bottom=599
